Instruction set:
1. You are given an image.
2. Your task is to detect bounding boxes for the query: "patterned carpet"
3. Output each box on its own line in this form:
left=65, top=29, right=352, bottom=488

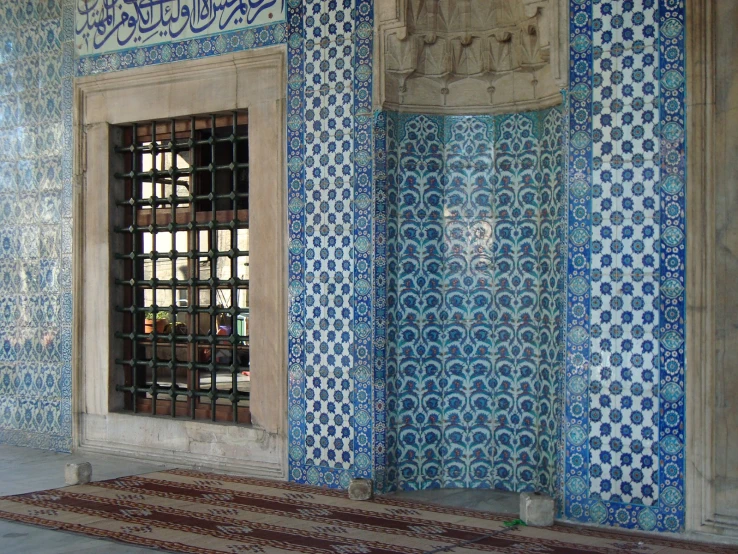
left=0, top=469, right=734, bottom=554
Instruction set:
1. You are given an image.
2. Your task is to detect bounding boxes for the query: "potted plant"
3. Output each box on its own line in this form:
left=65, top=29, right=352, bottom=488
left=144, top=311, right=169, bottom=334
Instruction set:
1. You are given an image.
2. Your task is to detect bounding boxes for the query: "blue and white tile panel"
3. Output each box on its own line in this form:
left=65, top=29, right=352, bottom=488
left=384, top=110, right=564, bottom=494
left=564, top=0, right=686, bottom=532
left=373, top=111, right=389, bottom=490
left=76, top=21, right=287, bottom=76
left=0, top=0, right=74, bottom=452
left=75, top=0, right=284, bottom=57
left=287, top=0, right=375, bottom=489
left=74, top=0, right=287, bottom=77
left=382, top=111, right=400, bottom=493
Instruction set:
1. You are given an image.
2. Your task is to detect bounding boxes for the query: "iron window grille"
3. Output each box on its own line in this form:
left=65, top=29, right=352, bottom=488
left=113, top=112, right=251, bottom=424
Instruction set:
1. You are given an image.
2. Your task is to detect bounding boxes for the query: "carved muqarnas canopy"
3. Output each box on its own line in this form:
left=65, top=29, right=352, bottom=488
left=380, top=0, right=568, bottom=113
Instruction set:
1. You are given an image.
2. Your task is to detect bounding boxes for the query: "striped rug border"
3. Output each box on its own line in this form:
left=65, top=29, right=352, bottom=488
left=0, top=470, right=734, bottom=554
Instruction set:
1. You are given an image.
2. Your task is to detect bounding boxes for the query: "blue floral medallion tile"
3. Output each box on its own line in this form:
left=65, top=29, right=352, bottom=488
left=564, top=0, right=686, bottom=533
left=287, top=0, right=376, bottom=489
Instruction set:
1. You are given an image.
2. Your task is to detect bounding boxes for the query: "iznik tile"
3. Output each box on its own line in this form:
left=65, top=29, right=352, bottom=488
left=384, top=109, right=564, bottom=494
left=287, top=0, right=375, bottom=489
left=0, top=0, right=72, bottom=453
left=0, top=0, right=689, bottom=536
left=565, top=0, right=686, bottom=534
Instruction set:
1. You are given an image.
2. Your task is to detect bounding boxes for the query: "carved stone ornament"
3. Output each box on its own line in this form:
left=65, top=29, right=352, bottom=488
left=375, top=0, right=569, bottom=114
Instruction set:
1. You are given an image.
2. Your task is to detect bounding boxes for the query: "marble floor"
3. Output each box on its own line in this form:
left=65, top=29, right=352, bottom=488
left=386, top=487, right=520, bottom=515
left=0, top=444, right=174, bottom=553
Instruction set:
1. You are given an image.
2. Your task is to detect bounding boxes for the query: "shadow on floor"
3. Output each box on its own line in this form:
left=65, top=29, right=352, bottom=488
left=383, top=488, right=520, bottom=515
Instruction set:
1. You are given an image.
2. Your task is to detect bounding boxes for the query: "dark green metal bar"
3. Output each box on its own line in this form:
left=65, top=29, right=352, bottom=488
left=131, top=122, right=139, bottom=414
left=113, top=190, right=248, bottom=208
left=150, top=119, right=158, bottom=418
left=114, top=112, right=251, bottom=423
left=189, top=115, right=197, bottom=421
left=170, top=117, right=178, bottom=418
left=210, top=113, right=217, bottom=423
left=231, top=111, right=239, bottom=424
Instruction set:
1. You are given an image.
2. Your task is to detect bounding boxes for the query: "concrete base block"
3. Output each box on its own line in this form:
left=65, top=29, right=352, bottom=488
left=348, top=478, right=373, bottom=501
left=520, top=491, right=554, bottom=526
left=65, top=462, right=92, bottom=486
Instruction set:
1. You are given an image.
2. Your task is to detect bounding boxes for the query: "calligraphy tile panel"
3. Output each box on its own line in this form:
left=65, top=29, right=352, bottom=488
left=75, top=0, right=286, bottom=57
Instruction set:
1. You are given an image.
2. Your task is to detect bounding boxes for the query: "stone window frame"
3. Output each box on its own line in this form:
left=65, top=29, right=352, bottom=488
left=72, top=48, right=288, bottom=478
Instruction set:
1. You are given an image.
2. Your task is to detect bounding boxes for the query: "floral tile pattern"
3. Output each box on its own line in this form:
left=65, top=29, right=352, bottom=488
left=0, top=0, right=74, bottom=452
left=564, top=0, right=686, bottom=532
left=383, top=110, right=565, bottom=494
left=0, top=0, right=688, bottom=536
left=286, top=0, right=376, bottom=488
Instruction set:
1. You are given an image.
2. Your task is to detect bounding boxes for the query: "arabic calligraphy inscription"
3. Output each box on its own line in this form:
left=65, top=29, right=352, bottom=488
left=76, top=0, right=286, bottom=56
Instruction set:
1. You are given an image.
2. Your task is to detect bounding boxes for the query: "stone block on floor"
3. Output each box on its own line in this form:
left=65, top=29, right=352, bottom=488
left=520, top=491, right=554, bottom=526
left=348, top=478, right=373, bottom=501
left=65, top=462, right=92, bottom=485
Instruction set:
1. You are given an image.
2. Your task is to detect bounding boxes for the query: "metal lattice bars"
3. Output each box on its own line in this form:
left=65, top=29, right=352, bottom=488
left=112, top=112, right=251, bottom=424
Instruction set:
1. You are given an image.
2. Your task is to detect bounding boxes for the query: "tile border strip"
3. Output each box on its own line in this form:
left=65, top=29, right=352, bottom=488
left=352, top=0, right=376, bottom=483
left=286, top=0, right=307, bottom=484
left=655, top=0, right=686, bottom=533
left=286, top=0, right=376, bottom=489
left=564, top=0, right=594, bottom=524
left=75, top=22, right=287, bottom=77
left=563, top=0, right=687, bottom=532
left=373, top=111, right=388, bottom=489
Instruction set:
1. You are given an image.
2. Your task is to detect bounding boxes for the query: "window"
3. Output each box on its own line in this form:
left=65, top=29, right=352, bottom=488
left=113, top=112, right=252, bottom=423
left=76, top=50, right=287, bottom=474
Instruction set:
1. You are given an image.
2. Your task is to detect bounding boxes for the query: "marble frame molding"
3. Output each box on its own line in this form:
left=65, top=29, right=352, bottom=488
left=685, top=0, right=738, bottom=538
left=72, top=48, right=288, bottom=477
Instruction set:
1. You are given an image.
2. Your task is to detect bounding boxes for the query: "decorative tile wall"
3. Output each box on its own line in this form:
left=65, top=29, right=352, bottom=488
left=0, top=0, right=75, bottom=452
left=0, top=0, right=285, bottom=453
left=286, top=0, right=376, bottom=488
left=75, top=22, right=286, bottom=76
left=70, top=0, right=381, bottom=488
left=373, top=109, right=390, bottom=490
left=564, top=0, right=686, bottom=532
left=0, top=0, right=688, bottom=535
left=382, top=109, right=565, bottom=494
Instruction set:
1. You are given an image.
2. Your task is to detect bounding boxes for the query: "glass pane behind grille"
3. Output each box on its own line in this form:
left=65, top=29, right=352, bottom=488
left=113, top=112, right=251, bottom=424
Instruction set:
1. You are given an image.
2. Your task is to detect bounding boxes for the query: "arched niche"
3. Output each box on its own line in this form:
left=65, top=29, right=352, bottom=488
left=375, top=0, right=569, bottom=114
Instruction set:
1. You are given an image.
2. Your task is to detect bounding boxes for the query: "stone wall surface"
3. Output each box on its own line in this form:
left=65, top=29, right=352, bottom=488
left=378, top=0, right=567, bottom=113
left=713, top=0, right=738, bottom=525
